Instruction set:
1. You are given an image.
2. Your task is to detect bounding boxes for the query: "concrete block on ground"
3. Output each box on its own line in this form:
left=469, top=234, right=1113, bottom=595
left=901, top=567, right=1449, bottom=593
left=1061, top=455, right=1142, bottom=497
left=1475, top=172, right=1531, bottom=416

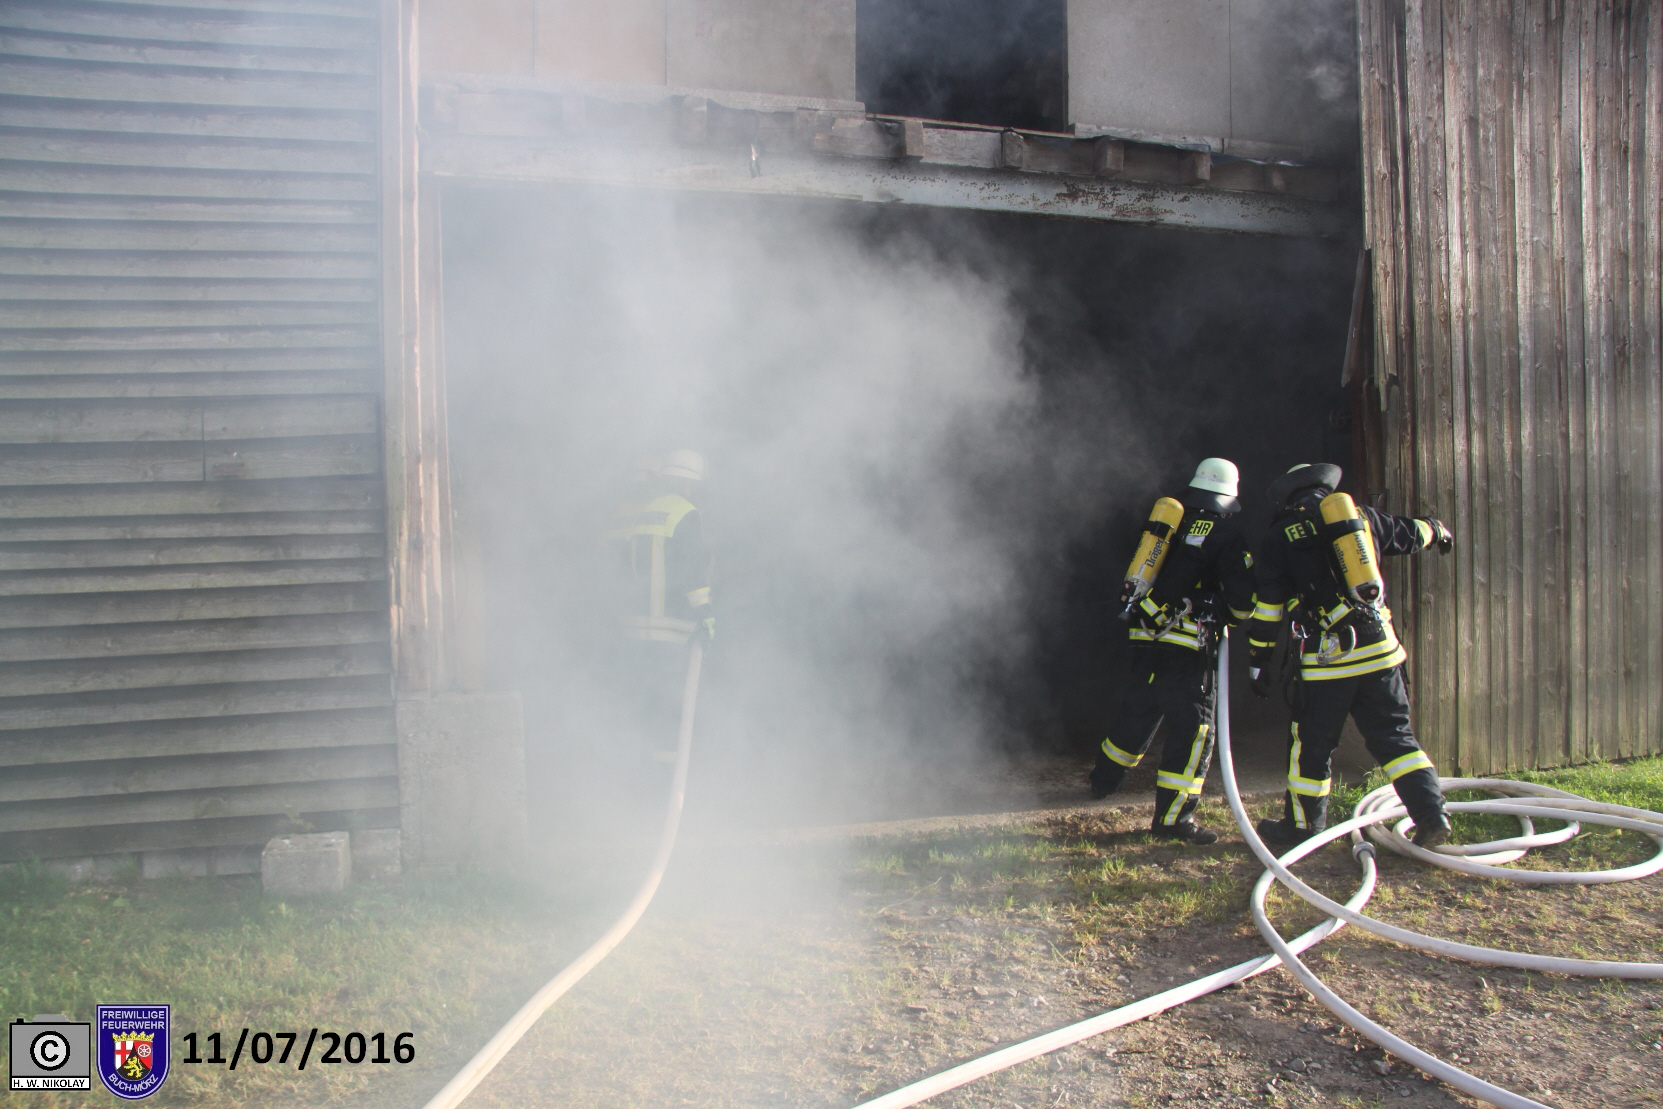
left=142, top=849, right=209, bottom=880
left=40, top=854, right=136, bottom=884
left=141, top=846, right=262, bottom=880
left=262, top=832, right=351, bottom=896
left=350, top=828, right=402, bottom=881
left=396, top=693, right=529, bottom=874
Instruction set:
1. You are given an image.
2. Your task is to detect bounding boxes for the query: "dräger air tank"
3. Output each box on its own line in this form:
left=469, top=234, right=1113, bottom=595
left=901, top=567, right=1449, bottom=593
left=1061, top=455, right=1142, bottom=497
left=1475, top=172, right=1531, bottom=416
left=1319, top=492, right=1383, bottom=606
left=1118, top=497, right=1185, bottom=620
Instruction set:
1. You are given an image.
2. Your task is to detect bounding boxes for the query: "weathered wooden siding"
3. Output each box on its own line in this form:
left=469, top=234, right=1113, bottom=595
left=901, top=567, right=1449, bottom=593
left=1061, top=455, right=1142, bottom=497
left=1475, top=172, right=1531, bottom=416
left=0, top=0, right=397, bottom=866
left=1359, top=0, right=1663, bottom=773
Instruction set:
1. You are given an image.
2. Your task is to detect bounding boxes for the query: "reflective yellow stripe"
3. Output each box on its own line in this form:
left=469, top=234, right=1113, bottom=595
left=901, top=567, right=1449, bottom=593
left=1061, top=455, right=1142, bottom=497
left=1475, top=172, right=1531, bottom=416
left=1230, top=606, right=1253, bottom=622
left=1248, top=638, right=1275, bottom=649
left=612, top=493, right=697, bottom=539
left=1129, top=627, right=1204, bottom=650
left=1416, top=519, right=1434, bottom=547
left=1182, top=724, right=1208, bottom=779
left=1252, top=600, right=1285, bottom=621
left=1383, top=751, right=1435, bottom=780
left=1156, top=770, right=1205, bottom=795
left=1301, top=644, right=1407, bottom=680
left=1288, top=775, right=1333, bottom=797
left=686, top=586, right=711, bottom=608
left=1100, top=738, right=1141, bottom=767
left=1287, top=724, right=1313, bottom=828
left=1156, top=791, right=1190, bottom=826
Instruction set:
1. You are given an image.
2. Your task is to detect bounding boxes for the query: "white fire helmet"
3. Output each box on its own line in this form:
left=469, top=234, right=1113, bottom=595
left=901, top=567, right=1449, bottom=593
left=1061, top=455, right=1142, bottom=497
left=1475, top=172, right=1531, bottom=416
left=661, top=448, right=705, bottom=482
left=1189, top=457, right=1239, bottom=499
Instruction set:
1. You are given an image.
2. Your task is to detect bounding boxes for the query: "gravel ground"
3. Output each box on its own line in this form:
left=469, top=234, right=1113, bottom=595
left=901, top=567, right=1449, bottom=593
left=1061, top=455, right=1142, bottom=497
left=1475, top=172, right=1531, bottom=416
left=432, top=761, right=1663, bottom=1109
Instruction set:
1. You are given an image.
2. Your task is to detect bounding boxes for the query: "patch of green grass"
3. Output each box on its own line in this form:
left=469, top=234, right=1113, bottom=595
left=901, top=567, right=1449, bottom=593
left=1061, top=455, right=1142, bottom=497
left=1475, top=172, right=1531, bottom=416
left=1330, top=755, right=1663, bottom=870
left=0, top=867, right=598, bottom=1107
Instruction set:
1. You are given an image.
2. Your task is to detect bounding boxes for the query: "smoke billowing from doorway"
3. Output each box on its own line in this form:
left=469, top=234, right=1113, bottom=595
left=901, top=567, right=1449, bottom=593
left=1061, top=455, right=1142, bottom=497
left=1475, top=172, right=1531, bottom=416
left=442, top=188, right=1151, bottom=846
left=440, top=185, right=1353, bottom=866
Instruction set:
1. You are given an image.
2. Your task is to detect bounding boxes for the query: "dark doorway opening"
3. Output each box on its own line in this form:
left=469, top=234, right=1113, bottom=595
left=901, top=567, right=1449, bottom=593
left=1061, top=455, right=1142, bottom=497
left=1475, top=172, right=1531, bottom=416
left=439, top=184, right=1355, bottom=831
left=856, top=0, right=1068, bottom=132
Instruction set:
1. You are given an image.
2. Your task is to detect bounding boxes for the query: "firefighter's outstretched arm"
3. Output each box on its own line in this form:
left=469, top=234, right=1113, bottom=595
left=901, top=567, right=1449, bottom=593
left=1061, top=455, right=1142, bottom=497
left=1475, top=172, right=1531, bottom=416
left=1360, top=505, right=1453, bottom=556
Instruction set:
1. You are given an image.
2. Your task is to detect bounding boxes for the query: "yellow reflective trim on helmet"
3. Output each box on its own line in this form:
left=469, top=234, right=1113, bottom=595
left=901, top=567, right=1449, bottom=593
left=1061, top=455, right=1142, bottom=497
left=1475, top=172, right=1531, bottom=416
left=1383, top=751, right=1435, bottom=780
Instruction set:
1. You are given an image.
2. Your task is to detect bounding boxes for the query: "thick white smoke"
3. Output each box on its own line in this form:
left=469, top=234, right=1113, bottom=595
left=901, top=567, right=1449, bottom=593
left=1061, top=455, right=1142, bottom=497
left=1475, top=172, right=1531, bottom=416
left=439, top=186, right=1150, bottom=855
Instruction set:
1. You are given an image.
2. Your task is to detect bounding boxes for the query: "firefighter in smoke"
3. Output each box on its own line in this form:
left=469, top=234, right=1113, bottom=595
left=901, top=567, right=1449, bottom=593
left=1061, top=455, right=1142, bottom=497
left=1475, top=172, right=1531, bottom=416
left=1246, top=463, right=1455, bottom=849
left=1088, top=459, right=1256, bottom=845
left=603, top=449, right=714, bottom=761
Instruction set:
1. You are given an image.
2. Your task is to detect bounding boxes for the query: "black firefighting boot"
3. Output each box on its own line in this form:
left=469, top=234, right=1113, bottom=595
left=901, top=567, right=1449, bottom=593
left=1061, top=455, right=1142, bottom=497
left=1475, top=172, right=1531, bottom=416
left=1393, top=768, right=1451, bottom=848
left=1149, top=821, right=1219, bottom=845
left=1149, top=786, right=1218, bottom=844
left=1088, top=750, right=1130, bottom=799
left=1256, top=791, right=1327, bottom=849
left=1255, top=819, right=1314, bottom=849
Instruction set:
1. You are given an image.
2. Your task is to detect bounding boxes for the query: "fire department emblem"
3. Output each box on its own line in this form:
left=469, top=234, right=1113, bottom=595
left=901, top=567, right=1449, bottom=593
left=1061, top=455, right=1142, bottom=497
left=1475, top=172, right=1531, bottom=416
left=96, top=1005, right=169, bottom=1100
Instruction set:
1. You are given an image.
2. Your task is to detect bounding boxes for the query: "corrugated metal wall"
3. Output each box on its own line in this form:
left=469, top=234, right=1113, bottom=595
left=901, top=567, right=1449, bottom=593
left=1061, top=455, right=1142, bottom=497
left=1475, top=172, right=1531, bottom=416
left=1358, top=0, right=1663, bottom=773
left=0, top=0, right=396, bottom=869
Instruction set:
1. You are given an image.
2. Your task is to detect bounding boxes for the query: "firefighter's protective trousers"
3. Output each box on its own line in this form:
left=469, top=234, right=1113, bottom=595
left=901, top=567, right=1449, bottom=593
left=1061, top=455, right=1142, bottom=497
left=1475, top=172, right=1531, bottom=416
left=1094, top=642, right=1216, bottom=828
left=1280, top=664, right=1442, bottom=831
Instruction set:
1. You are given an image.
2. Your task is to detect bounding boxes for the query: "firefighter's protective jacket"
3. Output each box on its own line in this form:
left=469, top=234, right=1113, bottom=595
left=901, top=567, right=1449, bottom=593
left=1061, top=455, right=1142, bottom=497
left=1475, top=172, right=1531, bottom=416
left=1248, top=504, right=1438, bottom=680
left=606, top=493, right=713, bottom=644
left=1127, top=508, right=1256, bottom=651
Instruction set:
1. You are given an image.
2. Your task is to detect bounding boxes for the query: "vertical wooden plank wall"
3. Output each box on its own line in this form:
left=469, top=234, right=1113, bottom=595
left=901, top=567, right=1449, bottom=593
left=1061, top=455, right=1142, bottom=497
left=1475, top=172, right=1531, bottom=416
left=0, top=0, right=398, bottom=869
left=1358, top=0, right=1663, bottom=774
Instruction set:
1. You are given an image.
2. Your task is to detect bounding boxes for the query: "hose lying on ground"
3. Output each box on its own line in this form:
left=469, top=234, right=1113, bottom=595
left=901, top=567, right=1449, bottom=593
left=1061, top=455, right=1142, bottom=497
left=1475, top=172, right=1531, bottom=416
left=420, top=642, right=705, bottom=1109
left=849, top=636, right=1663, bottom=1109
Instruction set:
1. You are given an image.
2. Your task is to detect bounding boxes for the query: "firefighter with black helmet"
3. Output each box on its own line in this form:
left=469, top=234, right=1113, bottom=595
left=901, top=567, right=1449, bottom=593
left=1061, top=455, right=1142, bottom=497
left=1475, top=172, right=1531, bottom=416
left=1088, top=459, right=1256, bottom=845
left=1246, top=463, right=1455, bottom=849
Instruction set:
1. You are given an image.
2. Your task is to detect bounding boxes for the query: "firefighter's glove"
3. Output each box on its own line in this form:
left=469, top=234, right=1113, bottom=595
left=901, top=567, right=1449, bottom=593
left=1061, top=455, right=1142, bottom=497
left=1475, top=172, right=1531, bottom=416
left=1248, top=666, right=1272, bottom=699
left=1422, top=517, right=1455, bottom=554
left=695, top=615, right=716, bottom=642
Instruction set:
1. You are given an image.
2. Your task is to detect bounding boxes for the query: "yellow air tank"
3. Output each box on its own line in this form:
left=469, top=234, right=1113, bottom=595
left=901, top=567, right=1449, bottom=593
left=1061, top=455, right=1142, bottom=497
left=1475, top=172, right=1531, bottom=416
left=1320, top=492, right=1383, bottom=605
left=1119, top=497, right=1186, bottom=617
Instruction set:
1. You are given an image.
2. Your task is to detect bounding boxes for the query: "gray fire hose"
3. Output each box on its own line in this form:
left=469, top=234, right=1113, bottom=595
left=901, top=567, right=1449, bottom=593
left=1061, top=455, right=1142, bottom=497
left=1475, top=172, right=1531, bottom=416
left=849, top=635, right=1663, bottom=1109
left=419, top=641, right=705, bottom=1109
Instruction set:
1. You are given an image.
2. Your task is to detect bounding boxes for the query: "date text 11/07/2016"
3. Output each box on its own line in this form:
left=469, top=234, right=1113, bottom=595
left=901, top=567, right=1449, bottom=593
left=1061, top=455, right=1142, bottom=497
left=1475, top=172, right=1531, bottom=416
left=181, top=1029, right=414, bottom=1071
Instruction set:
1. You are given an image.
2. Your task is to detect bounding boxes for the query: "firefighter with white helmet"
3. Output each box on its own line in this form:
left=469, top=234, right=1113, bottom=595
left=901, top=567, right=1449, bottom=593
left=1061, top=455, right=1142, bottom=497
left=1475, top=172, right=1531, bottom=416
left=1089, top=458, right=1256, bottom=844
left=606, top=449, right=714, bottom=646
left=1246, top=463, right=1455, bottom=849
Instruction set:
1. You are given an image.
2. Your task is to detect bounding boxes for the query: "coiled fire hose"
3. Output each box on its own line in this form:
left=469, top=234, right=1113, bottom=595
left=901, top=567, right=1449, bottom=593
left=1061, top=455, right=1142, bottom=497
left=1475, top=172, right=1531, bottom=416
left=420, top=642, right=705, bottom=1109
left=849, top=636, right=1663, bottom=1109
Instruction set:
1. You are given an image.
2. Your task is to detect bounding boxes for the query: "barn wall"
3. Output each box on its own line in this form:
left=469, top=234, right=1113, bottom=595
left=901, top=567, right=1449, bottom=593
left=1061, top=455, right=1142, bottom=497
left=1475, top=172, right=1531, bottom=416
left=0, top=0, right=397, bottom=867
left=1068, top=0, right=1360, bottom=159
left=1359, top=0, right=1663, bottom=773
left=418, top=0, right=856, bottom=102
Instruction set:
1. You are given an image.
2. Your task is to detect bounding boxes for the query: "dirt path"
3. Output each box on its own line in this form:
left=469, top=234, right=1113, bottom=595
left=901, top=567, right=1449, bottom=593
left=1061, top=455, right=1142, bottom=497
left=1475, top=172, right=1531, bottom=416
left=419, top=763, right=1663, bottom=1109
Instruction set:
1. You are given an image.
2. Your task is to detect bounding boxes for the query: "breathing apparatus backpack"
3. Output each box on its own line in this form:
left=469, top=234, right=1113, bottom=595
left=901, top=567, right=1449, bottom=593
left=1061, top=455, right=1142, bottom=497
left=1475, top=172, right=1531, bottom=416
left=1278, top=491, right=1387, bottom=650
left=1117, top=497, right=1185, bottom=621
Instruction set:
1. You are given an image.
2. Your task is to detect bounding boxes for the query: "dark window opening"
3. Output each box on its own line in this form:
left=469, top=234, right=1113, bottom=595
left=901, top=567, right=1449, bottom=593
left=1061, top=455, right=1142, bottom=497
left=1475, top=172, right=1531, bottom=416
left=857, top=0, right=1068, bottom=132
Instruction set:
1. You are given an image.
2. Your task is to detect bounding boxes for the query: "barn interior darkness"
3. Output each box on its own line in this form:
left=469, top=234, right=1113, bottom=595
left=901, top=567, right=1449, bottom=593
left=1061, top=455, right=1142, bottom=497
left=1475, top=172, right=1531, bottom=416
left=856, top=0, right=1069, bottom=132
left=440, top=183, right=1355, bottom=832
